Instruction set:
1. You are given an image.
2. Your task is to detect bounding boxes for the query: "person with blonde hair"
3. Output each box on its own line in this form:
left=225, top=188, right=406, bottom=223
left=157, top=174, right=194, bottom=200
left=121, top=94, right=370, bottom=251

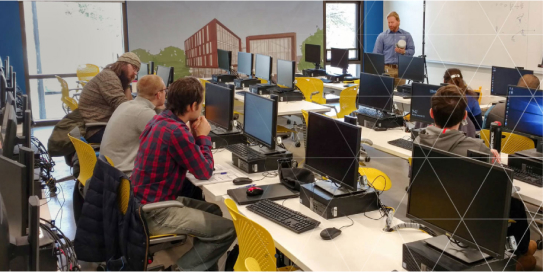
left=100, top=75, right=166, bottom=176
left=373, top=11, right=415, bottom=87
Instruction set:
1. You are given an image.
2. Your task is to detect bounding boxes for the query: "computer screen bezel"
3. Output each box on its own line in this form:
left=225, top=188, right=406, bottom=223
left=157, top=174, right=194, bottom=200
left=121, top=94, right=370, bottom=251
left=242, top=92, right=277, bottom=149
left=237, top=52, right=253, bottom=77
left=304, top=112, right=361, bottom=191
left=330, top=48, right=349, bottom=70
left=357, top=72, right=394, bottom=112
left=398, top=55, right=425, bottom=82
left=504, top=85, right=543, bottom=138
left=276, top=59, right=295, bottom=89
left=490, top=66, right=534, bottom=97
left=305, top=44, right=321, bottom=65
left=363, top=52, right=385, bottom=75
left=407, top=143, right=512, bottom=259
left=409, top=82, right=441, bottom=124
left=217, top=49, right=232, bottom=72
left=138, top=63, right=149, bottom=80
left=156, top=65, right=173, bottom=87
left=204, top=83, right=234, bottom=131
left=254, top=54, right=272, bottom=82
left=0, top=154, right=28, bottom=238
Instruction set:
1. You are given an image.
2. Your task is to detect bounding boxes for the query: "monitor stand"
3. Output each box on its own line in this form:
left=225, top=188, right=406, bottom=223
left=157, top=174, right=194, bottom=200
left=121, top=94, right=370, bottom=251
left=425, top=235, right=490, bottom=264
left=315, top=179, right=368, bottom=197
left=210, top=124, right=240, bottom=135
left=250, top=145, right=285, bottom=155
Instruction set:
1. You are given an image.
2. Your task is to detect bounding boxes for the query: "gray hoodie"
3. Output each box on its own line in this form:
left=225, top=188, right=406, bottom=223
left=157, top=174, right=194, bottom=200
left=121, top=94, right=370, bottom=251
left=414, top=126, right=490, bottom=156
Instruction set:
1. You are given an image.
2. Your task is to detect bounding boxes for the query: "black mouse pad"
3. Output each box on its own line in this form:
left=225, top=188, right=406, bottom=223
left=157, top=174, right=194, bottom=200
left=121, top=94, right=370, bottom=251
left=227, top=183, right=299, bottom=205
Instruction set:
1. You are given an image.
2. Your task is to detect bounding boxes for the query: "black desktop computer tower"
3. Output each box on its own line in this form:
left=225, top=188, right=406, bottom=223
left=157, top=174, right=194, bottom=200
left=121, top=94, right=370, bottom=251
left=357, top=113, right=404, bottom=129
left=249, top=84, right=275, bottom=95
left=231, top=151, right=293, bottom=174
left=299, top=183, right=380, bottom=219
left=211, top=74, right=237, bottom=83
left=402, top=238, right=516, bottom=271
left=234, top=78, right=261, bottom=89
left=302, top=69, right=327, bottom=77
left=271, top=91, right=305, bottom=102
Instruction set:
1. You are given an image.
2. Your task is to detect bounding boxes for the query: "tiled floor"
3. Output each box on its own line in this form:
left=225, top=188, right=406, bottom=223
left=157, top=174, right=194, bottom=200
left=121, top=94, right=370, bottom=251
left=32, top=122, right=542, bottom=270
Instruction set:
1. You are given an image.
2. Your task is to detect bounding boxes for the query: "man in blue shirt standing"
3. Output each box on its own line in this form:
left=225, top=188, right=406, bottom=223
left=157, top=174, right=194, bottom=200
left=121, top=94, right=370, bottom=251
left=373, top=11, right=415, bottom=87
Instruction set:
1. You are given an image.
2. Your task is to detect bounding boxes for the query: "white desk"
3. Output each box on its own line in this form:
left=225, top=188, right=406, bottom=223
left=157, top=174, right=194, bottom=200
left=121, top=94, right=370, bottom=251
left=501, top=154, right=543, bottom=208
left=234, top=91, right=331, bottom=116
left=362, top=127, right=412, bottom=160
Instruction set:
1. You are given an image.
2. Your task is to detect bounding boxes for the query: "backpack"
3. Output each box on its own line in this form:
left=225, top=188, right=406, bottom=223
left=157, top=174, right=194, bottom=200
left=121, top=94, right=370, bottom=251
left=47, top=109, right=86, bottom=157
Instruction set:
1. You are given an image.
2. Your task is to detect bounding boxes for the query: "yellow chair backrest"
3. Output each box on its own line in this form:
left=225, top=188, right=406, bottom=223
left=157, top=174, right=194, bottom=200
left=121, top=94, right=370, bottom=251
left=358, top=167, right=392, bottom=191
left=199, top=78, right=209, bottom=104
left=225, top=199, right=277, bottom=272
left=57, top=76, right=79, bottom=111
left=245, top=257, right=262, bottom=271
left=295, top=77, right=326, bottom=104
left=301, top=110, right=309, bottom=126
left=68, top=134, right=97, bottom=187
left=473, top=86, right=482, bottom=105
left=480, top=129, right=535, bottom=155
left=118, top=177, right=131, bottom=215
left=76, top=64, right=100, bottom=87
left=260, top=79, right=268, bottom=84
left=336, top=85, right=358, bottom=119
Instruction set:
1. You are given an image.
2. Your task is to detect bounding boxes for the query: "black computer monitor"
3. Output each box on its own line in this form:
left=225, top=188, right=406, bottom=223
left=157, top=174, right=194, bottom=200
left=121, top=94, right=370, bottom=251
left=149, top=61, right=155, bottom=75
left=0, top=73, right=6, bottom=109
left=304, top=112, right=361, bottom=191
left=237, top=52, right=253, bottom=77
left=357, top=72, right=394, bottom=112
left=398, top=55, right=425, bottom=82
left=217, top=49, right=232, bottom=73
left=243, top=92, right=277, bottom=149
left=22, top=110, right=32, bottom=149
left=1, top=105, right=17, bottom=159
left=491, top=66, right=533, bottom=97
left=504, top=86, right=543, bottom=138
left=0, top=192, right=9, bottom=270
left=18, top=146, right=36, bottom=199
left=4, top=57, right=9, bottom=81
left=205, top=83, right=234, bottom=131
left=410, top=83, right=440, bottom=124
left=408, top=144, right=512, bottom=259
left=156, top=65, right=173, bottom=87
left=255, top=54, right=272, bottom=82
left=276, top=59, right=295, bottom=89
left=0, top=154, right=28, bottom=238
left=7, top=70, right=15, bottom=91
left=363, top=53, right=385, bottom=75
left=305, top=44, right=321, bottom=69
left=138, top=62, right=149, bottom=80
left=330, top=48, right=349, bottom=74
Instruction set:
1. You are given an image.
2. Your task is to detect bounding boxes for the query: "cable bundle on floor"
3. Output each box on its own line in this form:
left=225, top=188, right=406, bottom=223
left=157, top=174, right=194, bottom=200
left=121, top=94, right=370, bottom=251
left=40, top=219, right=80, bottom=271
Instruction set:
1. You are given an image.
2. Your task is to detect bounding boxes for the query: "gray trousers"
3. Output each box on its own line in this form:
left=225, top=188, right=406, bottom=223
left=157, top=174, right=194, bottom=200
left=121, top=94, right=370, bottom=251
left=144, top=197, right=237, bottom=271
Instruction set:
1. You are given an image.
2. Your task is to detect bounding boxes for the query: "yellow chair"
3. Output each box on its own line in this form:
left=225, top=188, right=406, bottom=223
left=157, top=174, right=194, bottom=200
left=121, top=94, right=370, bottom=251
left=480, top=129, right=535, bottom=154
left=333, top=85, right=358, bottom=119
left=76, top=64, right=100, bottom=88
left=116, top=165, right=187, bottom=270
left=472, top=86, right=482, bottom=105
left=68, top=134, right=98, bottom=187
left=358, top=167, right=392, bottom=192
left=245, top=257, right=262, bottom=271
left=296, top=77, right=326, bottom=104
left=225, top=199, right=295, bottom=272
left=57, top=76, right=79, bottom=114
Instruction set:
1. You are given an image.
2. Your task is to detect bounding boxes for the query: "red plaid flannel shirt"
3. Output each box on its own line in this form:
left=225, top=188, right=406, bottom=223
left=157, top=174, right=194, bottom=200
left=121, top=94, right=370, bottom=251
left=131, top=110, right=214, bottom=204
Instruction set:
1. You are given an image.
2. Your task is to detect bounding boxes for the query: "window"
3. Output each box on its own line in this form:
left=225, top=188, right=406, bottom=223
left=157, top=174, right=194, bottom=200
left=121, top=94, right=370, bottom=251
left=23, top=1, right=125, bottom=121
left=324, top=1, right=361, bottom=74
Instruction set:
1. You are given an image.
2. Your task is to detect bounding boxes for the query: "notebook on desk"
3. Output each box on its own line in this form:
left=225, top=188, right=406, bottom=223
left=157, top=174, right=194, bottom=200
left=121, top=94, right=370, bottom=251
left=227, top=183, right=299, bottom=205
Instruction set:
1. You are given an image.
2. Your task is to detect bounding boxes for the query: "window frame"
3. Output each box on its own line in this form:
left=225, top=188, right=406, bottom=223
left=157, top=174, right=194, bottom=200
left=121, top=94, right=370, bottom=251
left=19, top=1, right=129, bottom=124
left=323, top=1, right=363, bottom=66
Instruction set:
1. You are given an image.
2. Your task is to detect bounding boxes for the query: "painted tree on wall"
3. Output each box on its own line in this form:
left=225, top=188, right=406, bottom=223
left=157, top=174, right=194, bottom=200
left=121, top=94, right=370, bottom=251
left=131, top=46, right=190, bottom=80
left=298, top=28, right=324, bottom=71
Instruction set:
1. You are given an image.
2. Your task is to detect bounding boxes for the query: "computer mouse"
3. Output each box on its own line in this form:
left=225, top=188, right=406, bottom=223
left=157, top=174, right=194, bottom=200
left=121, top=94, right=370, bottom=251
left=320, top=227, right=342, bottom=240
left=246, top=186, right=263, bottom=196
left=233, top=177, right=253, bottom=185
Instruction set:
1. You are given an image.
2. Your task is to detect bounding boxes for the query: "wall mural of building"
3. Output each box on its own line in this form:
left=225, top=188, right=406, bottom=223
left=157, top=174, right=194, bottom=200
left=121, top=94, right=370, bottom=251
left=127, top=1, right=323, bottom=81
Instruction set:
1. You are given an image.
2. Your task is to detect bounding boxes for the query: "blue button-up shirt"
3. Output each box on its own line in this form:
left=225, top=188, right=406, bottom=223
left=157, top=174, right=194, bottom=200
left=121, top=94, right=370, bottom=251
left=373, top=28, right=415, bottom=64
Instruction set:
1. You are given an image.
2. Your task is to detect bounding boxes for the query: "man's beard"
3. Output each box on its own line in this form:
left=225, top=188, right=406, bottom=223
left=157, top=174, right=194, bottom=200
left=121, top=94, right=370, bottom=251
left=119, top=70, right=133, bottom=90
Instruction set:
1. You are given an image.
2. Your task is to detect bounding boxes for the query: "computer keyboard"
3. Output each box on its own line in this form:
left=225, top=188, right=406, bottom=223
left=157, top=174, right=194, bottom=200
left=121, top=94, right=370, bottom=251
left=226, top=144, right=266, bottom=161
left=395, top=92, right=411, bottom=99
left=505, top=165, right=543, bottom=187
left=247, top=199, right=321, bottom=234
left=387, top=138, right=413, bottom=151
left=322, top=87, right=336, bottom=94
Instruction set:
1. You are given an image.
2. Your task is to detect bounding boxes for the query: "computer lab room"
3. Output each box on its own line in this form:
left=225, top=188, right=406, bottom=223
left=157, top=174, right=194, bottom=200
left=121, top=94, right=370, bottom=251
left=1, top=0, right=543, bottom=271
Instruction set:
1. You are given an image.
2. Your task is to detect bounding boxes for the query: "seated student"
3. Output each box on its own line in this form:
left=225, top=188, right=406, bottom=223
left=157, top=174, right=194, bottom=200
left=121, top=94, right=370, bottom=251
left=131, top=77, right=236, bottom=271
left=443, top=68, right=483, bottom=130
left=78, top=52, right=141, bottom=143
left=414, top=85, right=537, bottom=271
left=484, top=74, right=541, bottom=129
left=100, top=75, right=166, bottom=176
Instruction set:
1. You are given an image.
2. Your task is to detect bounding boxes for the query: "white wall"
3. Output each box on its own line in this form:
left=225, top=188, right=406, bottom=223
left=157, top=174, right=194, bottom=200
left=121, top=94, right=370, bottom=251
left=383, top=1, right=542, bottom=105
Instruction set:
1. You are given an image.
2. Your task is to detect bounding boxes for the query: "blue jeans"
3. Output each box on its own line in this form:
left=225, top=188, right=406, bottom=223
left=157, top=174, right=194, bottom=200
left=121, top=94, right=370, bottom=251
left=144, top=197, right=236, bottom=271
